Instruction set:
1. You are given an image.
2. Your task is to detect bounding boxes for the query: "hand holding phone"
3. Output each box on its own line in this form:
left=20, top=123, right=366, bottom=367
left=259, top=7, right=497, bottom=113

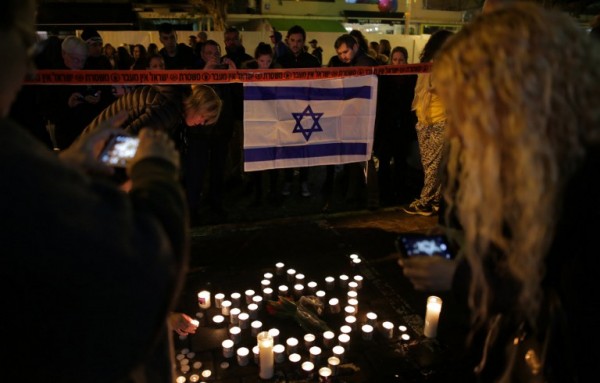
left=395, top=234, right=454, bottom=260
left=98, top=134, right=140, bottom=168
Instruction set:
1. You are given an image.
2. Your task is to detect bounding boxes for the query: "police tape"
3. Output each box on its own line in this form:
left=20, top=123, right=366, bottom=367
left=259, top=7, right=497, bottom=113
left=23, top=63, right=431, bottom=85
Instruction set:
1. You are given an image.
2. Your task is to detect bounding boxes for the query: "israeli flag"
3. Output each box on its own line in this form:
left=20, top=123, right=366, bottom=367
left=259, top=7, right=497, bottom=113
left=243, top=75, right=378, bottom=172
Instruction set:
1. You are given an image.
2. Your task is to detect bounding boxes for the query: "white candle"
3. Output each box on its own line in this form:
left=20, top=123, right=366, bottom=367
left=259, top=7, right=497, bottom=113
left=366, top=312, right=378, bottom=326
left=252, top=295, right=263, bottom=309
left=251, top=320, right=262, bottom=336
left=340, top=325, right=352, bottom=334
left=293, top=284, right=304, bottom=297
left=263, top=287, right=273, bottom=300
left=275, top=262, right=285, bottom=275
left=345, top=315, right=357, bottom=330
left=309, top=346, right=322, bottom=365
left=339, top=274, right=349, bottom=288
left=229, top=308, right=241, bottom=325
left=401, top=333, right=411, bottom=342
left=352, top=257, right=362, bottom=266
left=337, top=334, right=350, bottom=351
left=201, top=370, right=211, bottom=379
left=304, top=333, right=316, bottom=349
left=176, top=376, right=186, bottom=383
left=180, top=365, right=190, bottom=374
left=398, top=325, right=407, bottom=333
left=221, top=300, right=232, bottom=316
left=328, top=298, right=341, bottom=314
left=214, top=293, right=225, bottom=308
left=286, top=337, right=299, bottom=354
left=325, top=276, right=335, bottom=290
left=189, top=374, right=199, bottom=383
left=238, top=312, right=249, bottom=329
left=333, top=344, right=346, bottom=362
left=344, top=306, right=356, bottom=316
left=301, top=361, right=315, bottom=378
left=289, top=353, right=301, bottom=364
left=347, top=290, right=358, bottom=300
left=268, top=328, right=280, bottom=344
left=212, top=315, right=225, bottom=325
left=245, top=289, right=255, bottom=304
left=197, top=290, right=211, bottom=309
left=264, top=272, right=274, bottom=280
left=286, top=268, right=296, bottom=283
left=382, top=321, right=394, bottom=339
left=328, top=356, right=340, bottom=375
left=316, top=290, right=326, bottom=299
left=349, top=253, right=359, bottom=260
left=307, top=281, right=318, bottom=293
left=257, top=331, right=274, bottom=380
left=323, top=330, right=335, bottom=348
left=261, top=279, right=271, bottom=288
left=192, top=361, right=202, bottom=369
left=230, top=292, right=241, bottom=307
left=353, top=275, right=364, bottom=289
left=319, top=367, right=332, bottom=379
left=278, top=285, right=289, bottom=296
left=222, top=339, right=234, bottom=358
left=424, top=296, right=442, bottom=338
left=295, top=273, right=305, bottom=284
left=348, top=281, right=359, bottom=291
left=180, top=358, right=189, bottom=366
left=348, top=298, right=359, bottom=310
left=236, top=347, right=250, bottom=366
left=252, top=345, right=260, bottom=364
left=229, top=326, right=241, bottom=344
left=362, top=324, right=374, bottom=340
left=273, top=344, right=285, bottom=363
left=247, top=303, right=259, bottom=320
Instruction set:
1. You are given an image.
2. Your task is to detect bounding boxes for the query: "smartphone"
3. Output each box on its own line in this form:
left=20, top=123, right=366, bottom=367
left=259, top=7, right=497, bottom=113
left=98, top=134, right=140, bottom=168
left=395, top=234, right=454, bottom=260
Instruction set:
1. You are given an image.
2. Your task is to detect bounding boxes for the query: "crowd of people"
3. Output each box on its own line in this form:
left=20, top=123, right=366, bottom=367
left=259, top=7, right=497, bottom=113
left=2, top=0, right=600, bottom=381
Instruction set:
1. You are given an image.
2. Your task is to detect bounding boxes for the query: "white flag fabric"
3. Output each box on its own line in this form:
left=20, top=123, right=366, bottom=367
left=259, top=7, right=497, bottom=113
left=243, top=75, right=378, bottom=172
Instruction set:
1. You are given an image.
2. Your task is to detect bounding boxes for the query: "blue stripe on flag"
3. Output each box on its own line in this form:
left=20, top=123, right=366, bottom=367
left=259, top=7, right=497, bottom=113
left=244, top=142, right=367, bottom=162
left=244, top=86, right=371, bottom=101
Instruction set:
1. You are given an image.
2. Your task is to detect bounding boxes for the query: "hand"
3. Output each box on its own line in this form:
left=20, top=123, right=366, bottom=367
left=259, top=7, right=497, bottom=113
left=169, top=312, right=198, bottom=336
left=221, top=57, right=237, bottom=70
left=68, top=92, right=85, bottom=108
left=398, top=255, right=458, bottom=292
left=127, top=128, right=180, bottom=173
left=58, top=111, right=129, bottom=174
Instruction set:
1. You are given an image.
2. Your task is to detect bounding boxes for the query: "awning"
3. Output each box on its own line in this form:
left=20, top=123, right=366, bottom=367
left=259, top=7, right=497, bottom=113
left=267, top=19, right=346, bottom=33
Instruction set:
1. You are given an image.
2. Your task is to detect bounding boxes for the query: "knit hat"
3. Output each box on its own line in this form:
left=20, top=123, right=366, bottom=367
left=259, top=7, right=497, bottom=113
left=81, top=28, right=103, bottom=44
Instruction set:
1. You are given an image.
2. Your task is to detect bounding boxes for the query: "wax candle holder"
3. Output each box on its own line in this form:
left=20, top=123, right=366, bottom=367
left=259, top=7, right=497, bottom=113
left=236, top=347, right=250, bottom=366
left=238, top=312, right=249, bottom=329
left=424, top=296, right=442, bottom=338
left=257, top=331, right=275, bottom=380
left=273, top=344, right=285, bottom=363
left=382, top=321, right=394, bottom=339
left=214, top=293, right=225, bottom=309
left=339, top=274, right=349, bottom=289
left=328, top=356, right=340, bottom=375
left=328, top=298, right=341, bottom=314
left=322, top=331, right=335, bottom=349
left=222, top=339, right=234, bottom=358
left=197, top=290, right=211, bottom=309
left=286, top=337, right=299, bottom=354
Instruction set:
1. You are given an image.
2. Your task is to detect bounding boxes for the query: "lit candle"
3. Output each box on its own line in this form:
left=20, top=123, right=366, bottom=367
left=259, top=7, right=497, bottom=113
left=309, top=346, right=322, bottom=365
left=348, top=281, right=359, bottom=291
left=339, top=274, right=349, bottom=288
left=351, top=257, right=362, bottom=267
left=328, top=356, right=340, bottom=375
left=180, top=358, right=189, bottom=366
left=424, top=296, right=442, bottom=338
left=325, top=276, right=335, bottom=290
left=333, top=344, right=346, bottom=362
left=275, top=262, right=285, bottom=275
left=252, top=345, right=260, bottom=364
left=366, top=312, right=378, bottom=326
left=278, top=285, right=289, bottom=297
left=252, top=295, right=263, bottom=309
left=295, top=273, right=305, bottom=284
left=286, top=337, right=299, bottom=354
left=349, top=253, right=359, bottom=260
left=222, top=339, right=234, bottom=358
left=293, top=284, right=304, bottom=297
left=307, top=281, right=318, bottom=293
left=353, top=275, right=364, bottom=289
left=268, top=328, right=280, bottom=344
left=247, top=303, right=259, bottom=320
left=180, top=365, right=190, bottom=374
left=251, top=320, right=263, bottom=336
left=289, top=353, right=301, bottom=365
left=212, top=315, right=225, bottom=325
left=261, top=279, right=271, bottom=288
left=340, top=325, right=352, bottom=334
left=214, top=293, right=225, bottom=308
left=263, top=287, right=273, bottom=300
left=236, top=347, right=250, bottom=366
left=197, top=290, right=211, bottom=309
left=382, top=321, right=394, bottom=339
left=301, top=361, right=315, bottom=379
left=230, top=292, right=241, bottom=307
left=362, top=324, right=374, bottom=340
left=345, top=315, right=357, bottom=330
left=319, top=367, right=332, bottom=380
left=201, top=370, right=211, bottom=379
left=304, top=333, right=316, bottom=349
left=192, top=361, right=202, bottom=370
left=257, top=331, right=274, bottom=380
left=316, top=290, right=326, bottom=299
left=398, top=325, right=407, bottom=333
left=238, top=312, right=249, bottom=329
left=348, top=298, right=359, bottom=311
left=273, top=344, right=285, bottom=363
left=286, top=268, right=296, bottom=283
left=176, top=376, right=186, bottom=383
left=229, top=308, right=241, bottom=325
left=337, top=334, right=350, bottom=353
left=328, top=298, right=341, bottom=314
left=221, top=300, right=232, bottom=316
left=245, top=289, right=255, bottom=304
left=344, top=306, right=356, bottom=316
left=264, top=272, right=274, bottom=280
left=347, top=290, right=358, bottom=300
left=322, top=331, right=335, bottom=348
left=229, top=326, right=241, bottom=344
left=189, top=374, right=200, bottom=383
left=401, top=333, right=411, bottom=343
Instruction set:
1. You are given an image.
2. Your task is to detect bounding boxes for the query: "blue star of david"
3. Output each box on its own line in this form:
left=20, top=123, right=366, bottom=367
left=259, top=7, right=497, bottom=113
left=291, top=105, right=324, bottom=141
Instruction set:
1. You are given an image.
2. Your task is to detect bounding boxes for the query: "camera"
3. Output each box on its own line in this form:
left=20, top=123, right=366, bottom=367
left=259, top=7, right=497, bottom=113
left=98, top=134, right=140, bottom=168
left=395, top=234, right=454, bottom=260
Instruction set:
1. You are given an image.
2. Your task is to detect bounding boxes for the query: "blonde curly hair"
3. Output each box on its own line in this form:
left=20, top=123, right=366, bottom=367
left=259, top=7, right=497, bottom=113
left=434, top=3, right=600, bottom=328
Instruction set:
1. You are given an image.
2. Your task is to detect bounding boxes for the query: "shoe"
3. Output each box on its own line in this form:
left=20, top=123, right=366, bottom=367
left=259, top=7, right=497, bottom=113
left=281, top=182, right=292, bottom=196
left=301, top=182, right=311, bottom=197
left=402, top=201, right=435, bottom=216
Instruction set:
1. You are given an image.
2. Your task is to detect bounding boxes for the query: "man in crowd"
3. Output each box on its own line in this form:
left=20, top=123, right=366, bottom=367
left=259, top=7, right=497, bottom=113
left=158, top=22, right=196, bottom=69
left=308, top=38, right=323, bottom=65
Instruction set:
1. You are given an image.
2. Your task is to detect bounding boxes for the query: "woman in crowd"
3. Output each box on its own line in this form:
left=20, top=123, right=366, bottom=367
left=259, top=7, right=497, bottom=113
left=401, top=3, right=600, bottom=381
left=130, top=43, right=148, bottom=70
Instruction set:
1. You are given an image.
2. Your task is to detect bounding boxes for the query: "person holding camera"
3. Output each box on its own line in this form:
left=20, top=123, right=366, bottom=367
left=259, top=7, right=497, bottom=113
left=0, top=1, right=193, bottom=380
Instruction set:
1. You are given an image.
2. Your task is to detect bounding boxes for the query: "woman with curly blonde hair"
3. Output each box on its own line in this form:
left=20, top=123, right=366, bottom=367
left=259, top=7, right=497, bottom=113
left=433, top=3, right=600, bottom=381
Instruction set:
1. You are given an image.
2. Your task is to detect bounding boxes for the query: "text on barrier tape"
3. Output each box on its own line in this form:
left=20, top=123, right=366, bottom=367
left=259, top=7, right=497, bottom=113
left=24, top=63, right=431, bottom=86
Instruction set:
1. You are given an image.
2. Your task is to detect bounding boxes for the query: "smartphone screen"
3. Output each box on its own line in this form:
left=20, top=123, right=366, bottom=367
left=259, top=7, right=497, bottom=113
left=99, top=135, right=140, bottom=167
left=395, top=234, right=454, bottom=260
